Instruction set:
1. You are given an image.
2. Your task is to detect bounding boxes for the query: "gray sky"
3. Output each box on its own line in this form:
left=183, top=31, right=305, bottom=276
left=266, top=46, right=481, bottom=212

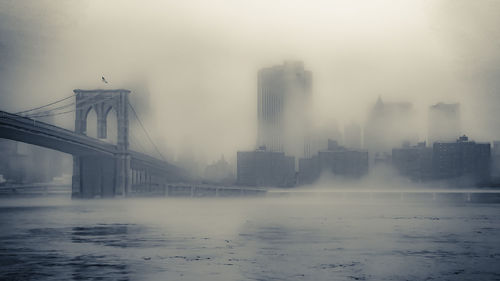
left=1, top=0, right=500, bottom=162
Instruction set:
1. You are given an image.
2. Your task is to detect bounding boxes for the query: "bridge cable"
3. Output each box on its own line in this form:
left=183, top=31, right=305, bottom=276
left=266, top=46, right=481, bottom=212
left=24, top=94, right=105, bottom=117
left=15, top=94, right=75, bottom=114
left=26, top=96, right=116, bottom=118
left=128, top=102, right=166, bottom=162
left=129, top=131, right=150, bottom=156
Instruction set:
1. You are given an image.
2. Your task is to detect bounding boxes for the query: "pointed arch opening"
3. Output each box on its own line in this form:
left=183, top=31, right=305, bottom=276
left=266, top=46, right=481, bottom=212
left=85, top=107, right=98, bottom=138
left=104, top=106, right=118, bottom=144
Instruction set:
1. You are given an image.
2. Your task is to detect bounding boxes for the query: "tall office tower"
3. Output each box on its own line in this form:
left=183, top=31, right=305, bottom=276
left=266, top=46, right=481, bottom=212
left=428, top=102, right=460, bottom=145
left=364, top=97, right=418, bottom=156
left=344, top=122, right=362, bottom=150
left=257, top=61, right=312, bottom=159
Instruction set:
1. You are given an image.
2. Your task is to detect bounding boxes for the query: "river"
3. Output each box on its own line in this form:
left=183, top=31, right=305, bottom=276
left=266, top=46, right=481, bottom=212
left=0, top=193, right=499, bottom=280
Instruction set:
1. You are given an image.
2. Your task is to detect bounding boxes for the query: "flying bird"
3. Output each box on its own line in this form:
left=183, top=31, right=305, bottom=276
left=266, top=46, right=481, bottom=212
left=101, top=76, right=108, bottom=84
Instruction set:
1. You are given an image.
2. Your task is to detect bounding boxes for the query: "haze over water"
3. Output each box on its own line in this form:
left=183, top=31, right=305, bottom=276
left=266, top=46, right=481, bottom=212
left=1, top=1, right=500, bottom=280
left=1, top=194, right=499, bottom=281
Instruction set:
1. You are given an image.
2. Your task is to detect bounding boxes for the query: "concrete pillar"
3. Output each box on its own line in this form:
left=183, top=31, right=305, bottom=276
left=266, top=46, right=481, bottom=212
left=114, top=153, right=131, bottom=197
left=71, top=155, right=81, bottom=198
left=97, top=115, right=107, bottom=139
left=116, top=91, right=129, bottom=151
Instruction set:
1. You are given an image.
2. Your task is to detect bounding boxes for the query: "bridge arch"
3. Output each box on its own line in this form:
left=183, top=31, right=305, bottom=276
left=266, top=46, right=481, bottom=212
left=74, top=89, right=130, bottom=151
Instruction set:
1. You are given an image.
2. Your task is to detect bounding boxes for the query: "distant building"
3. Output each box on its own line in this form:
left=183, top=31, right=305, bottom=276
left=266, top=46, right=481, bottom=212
left=236, top=147, right=295, bottom=187
left=298, top=139, right=368, bottom=184
left=432, top=135, right=490, bottom=184
left=298, top=156, right=320, bottom=184
left=492, top=141, right=500, bottom=179
left=392, top=142, right=433, bottom=182
left=364, top=97, right=417, bottom=161
left=0, top=139, right=66, bottom=184
left=257, top=61, right=312, bottom=159
left=203, top=155, right=235, bottom=185
left=428, top=103, right=460, bottom=145
left=344, top=122, right=362, bottom=150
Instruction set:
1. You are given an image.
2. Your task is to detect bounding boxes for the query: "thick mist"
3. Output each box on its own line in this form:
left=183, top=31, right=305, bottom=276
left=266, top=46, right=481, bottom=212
left=1, top=0, right=500, bottom=164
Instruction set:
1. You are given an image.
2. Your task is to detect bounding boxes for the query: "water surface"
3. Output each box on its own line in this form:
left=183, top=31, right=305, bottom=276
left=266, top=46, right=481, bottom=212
left=0, top=195, right=499, bottom=280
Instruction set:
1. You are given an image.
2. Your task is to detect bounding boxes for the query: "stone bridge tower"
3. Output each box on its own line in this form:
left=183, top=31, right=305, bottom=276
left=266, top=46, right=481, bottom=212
left=72, top=89, right=131, bottom=198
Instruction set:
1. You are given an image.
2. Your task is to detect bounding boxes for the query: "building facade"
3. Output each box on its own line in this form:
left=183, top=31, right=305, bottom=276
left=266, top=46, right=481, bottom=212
left=432, top=135, right=490, bottom=184
left=298, top=139, right=368, bottom=184
left=392, top=142, right=433, bottom=182
left=257, top=61, right=312, bottom=159
left=236, top=147, right=295, bottom=187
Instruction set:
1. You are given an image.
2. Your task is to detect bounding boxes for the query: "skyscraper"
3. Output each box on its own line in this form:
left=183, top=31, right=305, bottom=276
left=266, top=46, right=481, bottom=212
left=257, top=61, right=312, bottom=159
left=428, top=102, right=460, bottom=145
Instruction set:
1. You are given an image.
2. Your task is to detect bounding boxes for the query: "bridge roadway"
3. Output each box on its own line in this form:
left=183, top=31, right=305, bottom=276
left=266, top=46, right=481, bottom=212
left=0, top=110, right=184, bottom=198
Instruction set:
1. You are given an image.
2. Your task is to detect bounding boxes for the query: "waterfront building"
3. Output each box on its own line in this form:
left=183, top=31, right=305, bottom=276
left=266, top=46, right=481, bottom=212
left=298, top=139, right=368, bottom=184
left=432, top=135, right=490, bottom=184
left=392, top=142, right=433, bottom=182
left=236, top=147, right=295, bottom=187
left=492, top=141, right=500, bottom=179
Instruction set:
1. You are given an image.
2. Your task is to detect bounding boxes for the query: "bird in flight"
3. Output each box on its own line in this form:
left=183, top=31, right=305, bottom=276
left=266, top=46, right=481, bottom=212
left=101, top=76, right=108, bottom=84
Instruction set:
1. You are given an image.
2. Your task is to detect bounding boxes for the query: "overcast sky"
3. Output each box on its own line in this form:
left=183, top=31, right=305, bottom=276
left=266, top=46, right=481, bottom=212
left=1, top=0, right=500, bottom=163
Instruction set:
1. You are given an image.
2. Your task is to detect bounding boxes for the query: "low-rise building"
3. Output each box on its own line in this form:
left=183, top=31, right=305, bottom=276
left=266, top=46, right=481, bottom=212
left=298, top=139, right=368, bottom=184
left=392, top=142, right=433, bottom=182
left=432, top=135, right=490, bottom=184
left=236, top=147, right=295, bottom=187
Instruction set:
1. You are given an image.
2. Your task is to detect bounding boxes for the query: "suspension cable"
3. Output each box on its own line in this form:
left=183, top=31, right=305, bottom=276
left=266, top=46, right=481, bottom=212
left=128, top=102, right=166, bottom=162
left=15, top=94, right=75, bottom=114
left=24, top=93, right=103, bottom=117
left=26, top=96, right=116, bottom=118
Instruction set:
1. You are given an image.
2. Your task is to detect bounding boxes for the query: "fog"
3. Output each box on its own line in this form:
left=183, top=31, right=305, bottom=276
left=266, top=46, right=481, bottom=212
left=1, top=0, right=500, bottom=163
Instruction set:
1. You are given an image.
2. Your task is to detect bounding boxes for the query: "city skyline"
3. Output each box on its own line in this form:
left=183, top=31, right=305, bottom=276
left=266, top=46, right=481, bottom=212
left=1, top=2, right=500, bottom=281
left=2, top=1, right=500, bottom=165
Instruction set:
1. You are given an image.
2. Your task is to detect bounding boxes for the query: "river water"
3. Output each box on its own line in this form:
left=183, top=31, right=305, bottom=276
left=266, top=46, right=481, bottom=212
left=0, top=193, right=500, bottom=281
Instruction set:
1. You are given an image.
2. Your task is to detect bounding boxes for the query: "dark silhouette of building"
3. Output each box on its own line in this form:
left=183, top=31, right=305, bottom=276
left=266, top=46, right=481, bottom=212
left=432, top=135, right=490, bottom=184
left=428, top=102, right=460, bottom=145
left=237, top=147, right=295, bottom=187
left=492, top=141, right=500, bottom=179
left=298, top=139, right=368, bottom=184
left=392, top=142, right=433, bottom=182
left=257, top=61, right=312, bottom=159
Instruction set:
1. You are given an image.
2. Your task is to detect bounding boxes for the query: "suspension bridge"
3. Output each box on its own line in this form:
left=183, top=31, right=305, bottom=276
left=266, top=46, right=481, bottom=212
left=0, top=89, right=186, bottom=198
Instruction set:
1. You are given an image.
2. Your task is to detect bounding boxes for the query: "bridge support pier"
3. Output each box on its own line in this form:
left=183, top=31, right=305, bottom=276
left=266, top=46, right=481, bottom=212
left=114, top=153, right=131, bottom=197
left=71, top=156, right=81, bottom=199
left=71, top=154, right=131, bottom=199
